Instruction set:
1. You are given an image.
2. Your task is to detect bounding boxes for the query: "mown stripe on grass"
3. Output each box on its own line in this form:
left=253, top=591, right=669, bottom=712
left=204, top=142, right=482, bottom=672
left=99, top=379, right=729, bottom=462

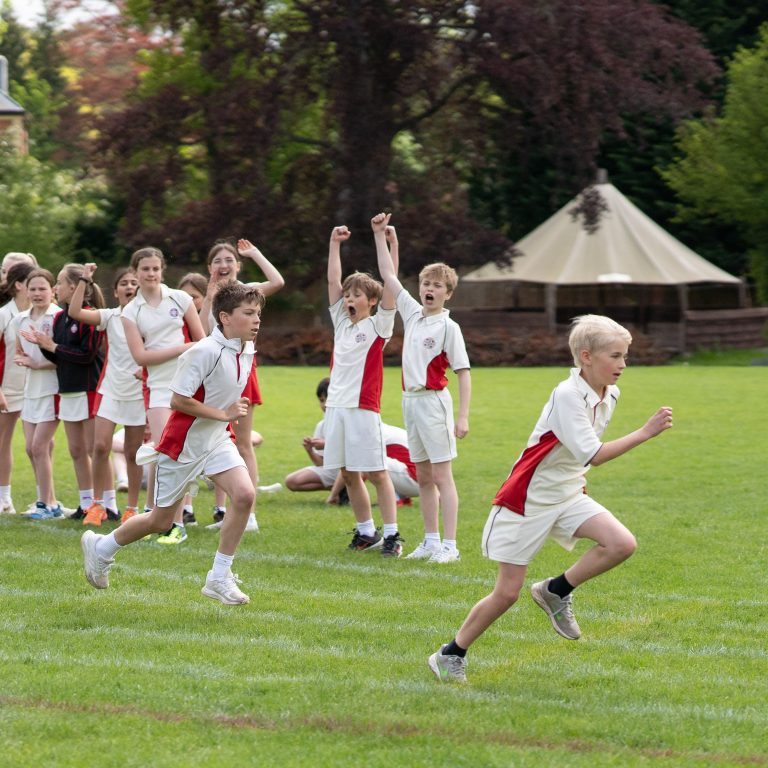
left=1, top=694, right=766, bottom=765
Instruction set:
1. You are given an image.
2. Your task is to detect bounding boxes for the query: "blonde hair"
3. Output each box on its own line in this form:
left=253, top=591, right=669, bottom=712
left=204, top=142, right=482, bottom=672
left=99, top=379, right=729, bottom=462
left=341, top=271, right=383, bottom=302
left=419, top=262, right=458, bottom=293
left=569, top=315, right=632, bottom=366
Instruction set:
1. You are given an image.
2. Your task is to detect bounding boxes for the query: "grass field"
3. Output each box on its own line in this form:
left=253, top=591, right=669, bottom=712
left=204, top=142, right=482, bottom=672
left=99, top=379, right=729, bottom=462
left=1, top=365, right=766, bottom=767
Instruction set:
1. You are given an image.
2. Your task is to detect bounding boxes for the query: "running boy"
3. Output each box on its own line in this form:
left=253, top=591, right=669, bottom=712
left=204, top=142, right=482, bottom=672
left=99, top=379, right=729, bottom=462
left=374, top=213, right=470, bottom=563
left=325, top=225, right=401, bottom=556
left=81, top=282, right=265, bottom=604
left=428, top=315, right=673, bottom=682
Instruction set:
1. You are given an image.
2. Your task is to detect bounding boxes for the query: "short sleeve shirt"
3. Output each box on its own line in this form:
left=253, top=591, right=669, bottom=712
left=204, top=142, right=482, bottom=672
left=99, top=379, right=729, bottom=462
left=13, top=304, right=60, bottom=398
left=122, top=285, right=194, bottom=393
left=0, top=299, right=26, bottom=397
left=396, top=289, right=470, bottom=392
left=493, top=368, right=619, bottom=513
left=156, top=327, right=254, bottom=463
left=96, top=307, right=142, bottom=400
left=325, top=300, right=395, bottom=412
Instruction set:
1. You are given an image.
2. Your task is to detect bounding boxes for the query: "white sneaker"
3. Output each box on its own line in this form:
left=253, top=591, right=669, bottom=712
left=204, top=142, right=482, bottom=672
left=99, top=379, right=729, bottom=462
left=115, top=479, right=129, bottom=493
left=256, top=482, right=282, bottom=494
left=0, top=500, right=16, bottom=515
left=201, top=570, right=250, bottom=605
left=205, top=520, right=224, bottom=530
left=429, top=546, right=461, bottom=564
left=405, top=541, right=441, bottom=560
left=81, top=531, right=113, bottom=589
left=244, top=512, right=259, bottom=532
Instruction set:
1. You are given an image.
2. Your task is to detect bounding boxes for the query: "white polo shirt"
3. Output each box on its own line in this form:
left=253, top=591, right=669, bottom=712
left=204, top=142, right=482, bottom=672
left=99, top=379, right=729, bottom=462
left=494, top=368, right=619, bottom=513
left=95, top=307, right=142, bottom=401
left=13, top=304, right=60, bottom=398
left=396, top=289, right=470, bottom=392
left=325, top=299, right=395, bottom=412
left=155, top=327, right=253, bottom=463
left=0, top=299, right=27, bottom=398
left=122, top=285, right=194, bottom=394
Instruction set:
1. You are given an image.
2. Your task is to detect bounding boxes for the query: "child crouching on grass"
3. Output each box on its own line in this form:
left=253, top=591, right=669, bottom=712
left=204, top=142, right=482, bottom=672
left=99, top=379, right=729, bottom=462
left=429, top=315, right=673, bottom=682
left=82, top=283, right=265, bottom=605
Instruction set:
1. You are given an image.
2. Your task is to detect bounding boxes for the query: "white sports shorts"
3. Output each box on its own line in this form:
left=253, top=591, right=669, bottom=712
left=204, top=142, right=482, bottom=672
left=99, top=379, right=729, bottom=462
left=322, top=407, right=387, bottom=472
left=21, top=394, right=57, bottom=424
left=306, top=464, right=340, bottom=488
left=142, top=439, right=245, bottom=508
left=97, top=394, right=146, bottom=427
left=58, top=392, right=94, bottom=423
left=481, top=494, right=610, bottom=565
left=402, top=389, right=456, bottom=464
left=1, top=391, right=23, bottom=413
left=148, top=386, right=173, bottom=409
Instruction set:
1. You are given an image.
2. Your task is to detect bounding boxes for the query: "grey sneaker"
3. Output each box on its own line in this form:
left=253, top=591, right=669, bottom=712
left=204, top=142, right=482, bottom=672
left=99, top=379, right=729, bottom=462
left=81, top=531, right=114, bottom=589
left=428, top=645, right=467, bottom=683
left=201, top=570, right=250, bottom=605
left=530, top=578, right=581, bottom=640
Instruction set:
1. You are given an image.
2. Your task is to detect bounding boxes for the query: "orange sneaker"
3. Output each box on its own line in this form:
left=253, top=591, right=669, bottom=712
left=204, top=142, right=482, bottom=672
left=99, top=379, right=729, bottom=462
left=120, top=507, right=138, bottom=524
left=82, top=502, right=107, bottom=526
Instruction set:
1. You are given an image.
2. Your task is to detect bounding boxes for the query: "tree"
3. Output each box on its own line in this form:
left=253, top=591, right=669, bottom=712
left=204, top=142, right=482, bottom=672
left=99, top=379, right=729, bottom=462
left=662, top=24, right=768, bottom=300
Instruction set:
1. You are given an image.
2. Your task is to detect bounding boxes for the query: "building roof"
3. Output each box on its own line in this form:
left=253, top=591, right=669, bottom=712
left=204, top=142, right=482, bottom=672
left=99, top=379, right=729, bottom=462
left=464, top=182, right=740, bottom=286
left=0, top=90, right=25, bottom=116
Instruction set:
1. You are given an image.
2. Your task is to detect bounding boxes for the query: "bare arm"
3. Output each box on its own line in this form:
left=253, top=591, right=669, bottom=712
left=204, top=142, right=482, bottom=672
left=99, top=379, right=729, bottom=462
left=68, top=263, right=102, bottom=325
left=590, top=407, right=673, bottom=466
left=328, top=226, right=350, bottom=306
left=372, top=212, right=403, bottom=302
left=455, top=368, right=471, bottom=439
left=237, top=239, right=285, bottom=298
left=170, top=392, right=250, bottom=423
left=122, top=317, right=193, bottom=367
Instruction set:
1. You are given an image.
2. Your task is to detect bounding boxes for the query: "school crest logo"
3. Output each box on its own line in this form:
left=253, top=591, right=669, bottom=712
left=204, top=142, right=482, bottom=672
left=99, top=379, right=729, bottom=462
left=169, top=308, right=179, bottom=318
left=355, top=332, right=367, bottom=343
left=70, top=323, right=79, bottom=334
left=423, top=337, right=436, bottom=349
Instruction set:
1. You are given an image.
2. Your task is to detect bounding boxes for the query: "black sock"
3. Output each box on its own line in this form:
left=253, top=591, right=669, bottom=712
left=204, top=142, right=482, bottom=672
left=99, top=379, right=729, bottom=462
left=443, top=638, right=467, bottom=658
left=547, top=573, right=574, bottom=599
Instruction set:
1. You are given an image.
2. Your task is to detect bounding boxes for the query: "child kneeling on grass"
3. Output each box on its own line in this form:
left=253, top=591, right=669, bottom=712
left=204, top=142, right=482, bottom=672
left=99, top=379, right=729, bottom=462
left=429, top=314, right=674, bottom=682
left=81, top=282, right=265, bottom=605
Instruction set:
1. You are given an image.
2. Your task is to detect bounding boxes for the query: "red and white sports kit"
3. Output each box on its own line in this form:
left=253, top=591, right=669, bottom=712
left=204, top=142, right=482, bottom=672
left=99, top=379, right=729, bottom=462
left=13, top=304, right=60, bottom=423
left=122, top=285, right=194, bottom=409
left=141, top=327, right=253, bottom=507
left=482, top=368, right=618, bottom=565
left=95, top=307, right=145, bottom=427
left=0, top=299, right=27, bottom=412
left=381, top=422, right=419, bottom=499
left=322, top=300, right=395, bottom=472
left=396, top=289, right=470, bottom=463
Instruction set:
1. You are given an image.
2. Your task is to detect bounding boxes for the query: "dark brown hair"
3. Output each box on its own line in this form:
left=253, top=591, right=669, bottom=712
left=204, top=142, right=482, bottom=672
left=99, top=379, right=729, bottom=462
left=212, top=282, right=265, bottom=329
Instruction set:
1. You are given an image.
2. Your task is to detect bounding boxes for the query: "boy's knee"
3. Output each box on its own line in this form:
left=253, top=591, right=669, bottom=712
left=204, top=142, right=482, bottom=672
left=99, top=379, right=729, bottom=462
left=495, top=584, right=521, bottom=609
left=232, top=486, right=255, bottom=511
left=284, top=474, right=299, bottom=492
left=613, top=532, right=637, bottom=560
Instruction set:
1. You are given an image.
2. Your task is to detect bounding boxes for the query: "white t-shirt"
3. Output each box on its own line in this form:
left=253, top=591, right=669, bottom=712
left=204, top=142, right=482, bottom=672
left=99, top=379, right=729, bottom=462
left=96, top=307, right=142, bottom=400
left=494, top=368, right=619, bottom=512
left=0, top=299, right=27, bottom=398
left=13, top=304, right=60, bottom=398
left=325, top=299, right=395, bottom=412
left=155, top=327, right=254, bottom=463
left=396, top=289, right=470, bottom=392
left=122, top=285, right=194, bottom=394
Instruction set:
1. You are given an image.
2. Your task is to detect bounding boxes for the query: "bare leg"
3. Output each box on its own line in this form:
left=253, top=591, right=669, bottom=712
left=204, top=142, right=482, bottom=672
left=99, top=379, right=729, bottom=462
left=285, top=467, right=329, bottom=492
left=147, top=408, right=179, bottom=521
left=0, top=411, right=21, bottom=486
left=455, top=562, right=528, bottom=649
left=430, top=460, right=459, bottom=540
left=211, top=466, right=255, bottom=556
left=92, top=416, right=115, bottom=499
left=233, top=405, right=258, bottom=508
left=114, top=498, right=185, bottom=546
left=123, top=425, right=145, bottom=509
left=25, top=420, right=59, bottom=505
left=416, top=461, right=440, bottom=535
left=565, top=512, right=637, bottom=587
left=342, top=468, right=371, bottom=524
left=64, top=419, right=94, bottom=494
left=366, top=469, right=397, bottom=525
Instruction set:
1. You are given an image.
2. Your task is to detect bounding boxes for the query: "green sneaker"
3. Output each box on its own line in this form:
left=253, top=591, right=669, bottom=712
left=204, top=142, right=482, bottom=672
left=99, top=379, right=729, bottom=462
left=156, top=524, right=187, bottom=545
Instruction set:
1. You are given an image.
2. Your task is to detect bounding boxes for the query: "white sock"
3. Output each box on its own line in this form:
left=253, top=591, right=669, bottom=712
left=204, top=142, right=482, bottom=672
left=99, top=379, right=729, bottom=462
left=442, top=538, right=457, bottom=551
left=425, top=532, right=441, bottom=550
left=95, top=532, right=122, bottom=560
left=248, top=512, right=257, bottom=523
left=80, top=489, right=94, bottom=509
left=103, top=490, right=117, bottom=510
left=212, top=551, right=234, bottom=579
left=0, top=485, right=10, bottom=502
left=36, top=485, right=41, bottom=501
left=183, top=504, right=193, bottom=514
left=383, top=523, right=398, bottom=538
left=357, top=519, right=376, bottom=537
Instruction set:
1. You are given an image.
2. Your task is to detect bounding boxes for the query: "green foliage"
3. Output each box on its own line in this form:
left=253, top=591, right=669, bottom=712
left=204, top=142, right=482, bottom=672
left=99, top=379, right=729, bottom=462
left=662, top=25, right=768, bottom=300
left=0, top=143, right=112, bottom=267
left=1, top=366, right=766, bottom=766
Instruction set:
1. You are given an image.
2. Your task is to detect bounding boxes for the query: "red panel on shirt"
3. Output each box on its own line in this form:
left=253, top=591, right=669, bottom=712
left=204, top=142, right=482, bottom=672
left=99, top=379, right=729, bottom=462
left=0, top=336, right=6, bottom=383
left=358, top=336, right=385, bottom=412
left=386, top=443, right=417, bottom=481
left=425, top=351, right=450, bottom=391
left=156, top=383, right=205, bottom=461
left=493, top=430, right=560, bottom=515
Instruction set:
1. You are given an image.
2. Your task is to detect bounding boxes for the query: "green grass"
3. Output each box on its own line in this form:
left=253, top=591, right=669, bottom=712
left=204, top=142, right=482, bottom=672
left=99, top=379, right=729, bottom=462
left=673, top=346, right=768, bottom=366
left=1, top=366, right=766, bottom=767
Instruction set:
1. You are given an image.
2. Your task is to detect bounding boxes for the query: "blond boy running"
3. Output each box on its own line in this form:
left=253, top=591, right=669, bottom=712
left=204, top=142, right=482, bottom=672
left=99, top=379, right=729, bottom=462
left=428, top=315, right=673, bottom=682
